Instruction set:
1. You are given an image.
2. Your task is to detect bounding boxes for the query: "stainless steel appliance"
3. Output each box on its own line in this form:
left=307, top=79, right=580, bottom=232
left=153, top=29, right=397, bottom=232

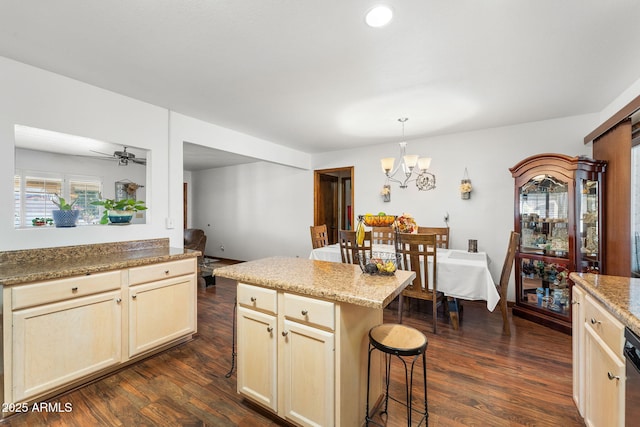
left=624, top=328, right=640, bottom=425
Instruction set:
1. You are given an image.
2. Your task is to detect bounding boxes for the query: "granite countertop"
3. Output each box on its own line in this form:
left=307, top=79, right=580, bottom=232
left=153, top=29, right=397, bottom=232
left=0, top=238, right=200, bottom=286
left=570, top=272, right=640, bottom=337
left=215, top=256, right=416, bottom=309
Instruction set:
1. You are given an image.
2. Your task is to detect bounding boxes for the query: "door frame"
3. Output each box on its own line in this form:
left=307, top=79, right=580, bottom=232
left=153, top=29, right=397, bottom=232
left=313, top=167, right=354, bottom=236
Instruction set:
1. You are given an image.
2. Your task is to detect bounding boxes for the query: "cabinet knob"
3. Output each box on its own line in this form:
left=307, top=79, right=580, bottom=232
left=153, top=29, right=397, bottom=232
left=590, top=318, right=601, bottom=325
left=164, top=270, right=170, bottom=275
left=132, top=295, right=137, bottom=299
left=267, top=326, right=273, bottom=333
left=607, top=372, right=620, bottom=381
left=571, top=300, right=579, bottom=305
left=71, top=287, right=78, bottom=292
left=116, top=298, right=122, bottom=303
left=301, top=309, right=308, bottom=316
left=282, top=331, right=288, bottom=337
left=250, top=297, right=257, bottom=302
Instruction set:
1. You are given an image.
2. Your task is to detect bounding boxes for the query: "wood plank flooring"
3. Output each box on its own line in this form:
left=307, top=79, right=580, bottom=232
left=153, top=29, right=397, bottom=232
left=3, top=266, right=584, bottom=426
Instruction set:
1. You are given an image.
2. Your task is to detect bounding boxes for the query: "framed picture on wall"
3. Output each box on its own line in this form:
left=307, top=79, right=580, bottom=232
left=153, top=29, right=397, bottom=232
left=115, top=181, right=138, bottom=201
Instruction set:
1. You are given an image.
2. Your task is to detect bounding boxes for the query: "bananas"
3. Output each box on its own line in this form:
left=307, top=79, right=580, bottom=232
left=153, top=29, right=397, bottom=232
left=356, top=222, right=365, bottom=246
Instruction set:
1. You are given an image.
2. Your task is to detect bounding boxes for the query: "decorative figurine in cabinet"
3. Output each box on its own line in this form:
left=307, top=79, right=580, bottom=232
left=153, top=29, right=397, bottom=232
left=510, top=153, right=606, bottom=333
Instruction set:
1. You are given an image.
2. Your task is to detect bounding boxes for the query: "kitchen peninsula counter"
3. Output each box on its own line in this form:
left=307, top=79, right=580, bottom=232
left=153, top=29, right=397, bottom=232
left=0, top=238, right=199, bottom=411
left=215, top=256, right=416, bottom=427
left=570, top=272, right=640, bottom=336
left=0, top=238, right=199, bottom=286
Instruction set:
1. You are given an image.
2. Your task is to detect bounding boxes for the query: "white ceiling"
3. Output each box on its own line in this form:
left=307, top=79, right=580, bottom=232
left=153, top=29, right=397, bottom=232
left=3, top=1, right=640, bottom=169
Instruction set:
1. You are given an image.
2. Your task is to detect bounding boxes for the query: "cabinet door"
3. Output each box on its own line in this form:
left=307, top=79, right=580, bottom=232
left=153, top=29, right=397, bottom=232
left=572, top=285, right=585, bottom=416
left=129, top=275, right=196, bottom=357
left=585, top=326, right=625, bottom=427
left=237, top=306, right=277, bottom=412
left=12, top=290, right=122, bottom=402
left=282, top=319, right=334, bottom=427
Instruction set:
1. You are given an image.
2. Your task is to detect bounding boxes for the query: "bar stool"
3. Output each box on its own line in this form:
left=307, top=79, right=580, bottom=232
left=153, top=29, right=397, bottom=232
left=365, top=323, right=428, bottom=426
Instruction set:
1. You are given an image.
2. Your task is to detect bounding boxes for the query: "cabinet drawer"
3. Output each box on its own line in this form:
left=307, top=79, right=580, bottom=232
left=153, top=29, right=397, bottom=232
left=284, top=293, right=335, bottom=331
left=129, top=258, right=196, bottom=285
left=585, top=295, right=624, bottom=355
left=12, top=270, right=121, bottom=310
left=238, top=283, right=277, bottom=314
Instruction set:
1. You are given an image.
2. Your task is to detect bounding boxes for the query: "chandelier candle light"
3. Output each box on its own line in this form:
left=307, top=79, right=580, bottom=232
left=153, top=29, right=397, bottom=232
left=380, top=118, right=436, bottom=191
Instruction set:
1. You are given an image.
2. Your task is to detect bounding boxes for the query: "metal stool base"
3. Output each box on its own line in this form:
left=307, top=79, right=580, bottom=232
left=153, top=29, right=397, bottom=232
left=365, top=324, right=429, bottom=427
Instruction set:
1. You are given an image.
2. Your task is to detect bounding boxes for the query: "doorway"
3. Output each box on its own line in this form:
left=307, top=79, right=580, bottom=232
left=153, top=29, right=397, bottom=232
left=314, top=167, right=354, bottom=244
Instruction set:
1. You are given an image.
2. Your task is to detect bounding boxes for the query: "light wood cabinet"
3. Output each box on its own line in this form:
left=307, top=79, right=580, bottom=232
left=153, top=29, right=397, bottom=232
left=237, top=306, right=278, bottom=412
left=128, top=260, right=197, bottom=358
left=571, top=284, right=585, bottom=417
left=581, top=293, right=625, bottom=427
left=12, top=288, right=122, bottom=402
left=282, top=316, right=334, bottom=427
left=3, top=257, right=197, bottom=408
left=237, top=284, right=335, bottom=427
left=236, top=282, right=380, bottom=427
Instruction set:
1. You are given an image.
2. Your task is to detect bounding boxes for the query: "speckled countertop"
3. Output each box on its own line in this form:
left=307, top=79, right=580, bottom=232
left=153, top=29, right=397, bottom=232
left=214, top=256, right=415, bottom=309
left=570, top=272, right=640, bottom=337
left=0, top=238, right=199, bottom=286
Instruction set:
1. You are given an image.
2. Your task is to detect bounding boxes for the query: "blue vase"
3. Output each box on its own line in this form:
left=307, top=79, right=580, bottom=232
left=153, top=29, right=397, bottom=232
left=52, top=210, right=79, bottom=227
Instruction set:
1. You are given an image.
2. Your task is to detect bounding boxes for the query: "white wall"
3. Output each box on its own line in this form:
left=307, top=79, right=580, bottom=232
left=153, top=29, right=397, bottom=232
left=187, top=111, right=599, bottom=302
left=0, top=56, right=179, bottom=250
left=191, top=162, right=312, bottom=260
left=295, top=114, right=599, bottom=300
left=0, top=57, right=310, bottom=251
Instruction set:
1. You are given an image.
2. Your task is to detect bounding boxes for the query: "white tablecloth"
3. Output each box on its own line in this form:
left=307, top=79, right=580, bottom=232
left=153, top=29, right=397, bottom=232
left=310, top=244, right=499, bottom=311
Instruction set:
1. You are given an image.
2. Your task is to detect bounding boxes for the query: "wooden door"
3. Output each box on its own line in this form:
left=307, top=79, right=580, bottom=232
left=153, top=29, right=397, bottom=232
left=314, top=167, right=354, bottom=245
left=318, top=174, right=339, bottom=244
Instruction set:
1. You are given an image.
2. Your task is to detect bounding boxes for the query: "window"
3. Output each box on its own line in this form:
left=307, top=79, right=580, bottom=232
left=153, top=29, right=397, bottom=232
left=69, top=178, right=101, bottom=225
left=14, top=170, right=102, bottom=228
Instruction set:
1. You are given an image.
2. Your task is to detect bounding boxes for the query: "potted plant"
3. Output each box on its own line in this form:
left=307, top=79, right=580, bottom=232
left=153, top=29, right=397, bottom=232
left=51, top=194, right=80, bottom=227
left=91, top=197, right=147, bottom=224
left=32, top=217, right=53, bottom=226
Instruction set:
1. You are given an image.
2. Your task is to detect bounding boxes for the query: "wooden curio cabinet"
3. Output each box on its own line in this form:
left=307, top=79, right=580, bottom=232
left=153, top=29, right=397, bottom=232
left=510, top=153, right=606, bottom=334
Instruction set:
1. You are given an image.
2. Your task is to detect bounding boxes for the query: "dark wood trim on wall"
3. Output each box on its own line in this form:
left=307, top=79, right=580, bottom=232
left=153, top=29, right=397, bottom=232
left=593, top=119, right=632, bottom=276
left=584, top=94, right=640, bottom=144
left=183, top=182, right=188, bottom=229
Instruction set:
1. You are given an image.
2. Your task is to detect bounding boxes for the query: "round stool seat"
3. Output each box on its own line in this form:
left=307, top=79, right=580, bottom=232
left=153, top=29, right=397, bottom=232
left=369, top=324, right=427, bottom=357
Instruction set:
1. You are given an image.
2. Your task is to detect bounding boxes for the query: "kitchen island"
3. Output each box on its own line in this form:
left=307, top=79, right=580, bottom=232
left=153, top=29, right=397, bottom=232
left=215, top=257, right=415, bottom=427
left=0, top=238, right=199, bottom=414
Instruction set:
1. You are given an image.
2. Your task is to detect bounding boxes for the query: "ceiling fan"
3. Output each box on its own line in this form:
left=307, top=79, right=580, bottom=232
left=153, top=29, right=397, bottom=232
left=90, top=146, right=146, bottom=166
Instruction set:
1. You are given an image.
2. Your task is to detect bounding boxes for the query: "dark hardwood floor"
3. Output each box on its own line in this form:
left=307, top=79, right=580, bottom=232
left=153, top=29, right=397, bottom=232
left=3, top=263, right=584, bottom=426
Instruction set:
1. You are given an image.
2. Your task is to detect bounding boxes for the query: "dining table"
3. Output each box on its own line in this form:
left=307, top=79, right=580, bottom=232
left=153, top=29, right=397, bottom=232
left=309, top=243, right=498, bottom=330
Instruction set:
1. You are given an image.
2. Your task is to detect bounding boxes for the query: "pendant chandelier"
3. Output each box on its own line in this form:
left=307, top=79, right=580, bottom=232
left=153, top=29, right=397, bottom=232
left=380, top=118, right=436, bottom=191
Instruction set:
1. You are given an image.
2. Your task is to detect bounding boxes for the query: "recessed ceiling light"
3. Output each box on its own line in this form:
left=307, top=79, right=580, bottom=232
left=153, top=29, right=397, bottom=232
left=365, top=5, right=393, bottom=28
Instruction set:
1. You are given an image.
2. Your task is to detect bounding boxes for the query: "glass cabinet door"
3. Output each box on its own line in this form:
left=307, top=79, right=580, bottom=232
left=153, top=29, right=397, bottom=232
left=519, top=257, right=571, bottom=315
left=579, top=179, right=600, bottom=273
left=518, top=174, right=569, bottom=259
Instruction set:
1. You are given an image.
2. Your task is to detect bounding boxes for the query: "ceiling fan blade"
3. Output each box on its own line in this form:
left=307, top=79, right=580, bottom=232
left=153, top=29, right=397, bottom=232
left=131, top=158, right=147, bottom=165
left=89, top=149, right=116, bottom=157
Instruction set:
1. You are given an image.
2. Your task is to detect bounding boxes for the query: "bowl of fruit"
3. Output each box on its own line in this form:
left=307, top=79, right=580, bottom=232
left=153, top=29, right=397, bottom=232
left=361, top=212, right=396, bottom=227
left=357, top=252, right=400, bottom=276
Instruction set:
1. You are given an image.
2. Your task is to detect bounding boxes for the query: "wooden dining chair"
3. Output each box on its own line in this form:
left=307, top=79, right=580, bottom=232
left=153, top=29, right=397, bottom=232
left=371, top=227, right=395, bottom=245
left=417, top=226, right=450, bottom=249
left=497, top=231, right=520, bottom=336
left=310, top=224, right=329, bottom=249
left=397, top=233, right=444, bottom=334
left=337, top=229, right=371, bottom=264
